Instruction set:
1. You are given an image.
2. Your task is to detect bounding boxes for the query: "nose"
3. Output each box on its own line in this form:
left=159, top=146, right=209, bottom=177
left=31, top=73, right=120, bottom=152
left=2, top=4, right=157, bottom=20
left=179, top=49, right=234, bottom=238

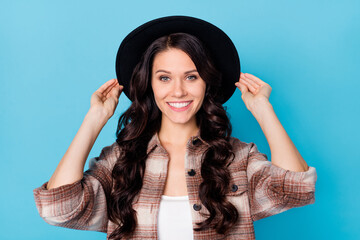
left=172, top=79, right=187, bottom=98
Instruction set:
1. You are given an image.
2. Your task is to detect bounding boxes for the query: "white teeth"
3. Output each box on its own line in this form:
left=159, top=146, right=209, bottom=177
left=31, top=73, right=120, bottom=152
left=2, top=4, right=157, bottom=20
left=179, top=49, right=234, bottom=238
left=168, top=101, right=191, bottom=108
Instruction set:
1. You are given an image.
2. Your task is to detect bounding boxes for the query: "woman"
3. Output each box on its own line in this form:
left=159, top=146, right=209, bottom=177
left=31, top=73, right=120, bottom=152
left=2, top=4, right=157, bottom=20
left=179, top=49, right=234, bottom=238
left=33, top=16, right=316, bottom=240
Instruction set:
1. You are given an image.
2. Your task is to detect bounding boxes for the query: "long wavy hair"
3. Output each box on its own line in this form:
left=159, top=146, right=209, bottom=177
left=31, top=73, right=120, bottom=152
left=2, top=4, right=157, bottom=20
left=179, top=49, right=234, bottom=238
left=108, top=33, right=238, bottom=239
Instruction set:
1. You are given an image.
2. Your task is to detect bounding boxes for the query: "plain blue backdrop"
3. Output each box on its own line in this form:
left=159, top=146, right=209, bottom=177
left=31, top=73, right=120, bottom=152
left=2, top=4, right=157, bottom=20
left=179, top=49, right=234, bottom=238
left=1, top=0, right=359, bottom=239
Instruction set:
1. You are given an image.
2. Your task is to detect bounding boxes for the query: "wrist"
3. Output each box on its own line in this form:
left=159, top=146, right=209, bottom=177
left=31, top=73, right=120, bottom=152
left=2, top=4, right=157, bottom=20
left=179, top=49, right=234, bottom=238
left=249, top=98, right=273, bottom=120
left=86, top=107, right=109, bottom=126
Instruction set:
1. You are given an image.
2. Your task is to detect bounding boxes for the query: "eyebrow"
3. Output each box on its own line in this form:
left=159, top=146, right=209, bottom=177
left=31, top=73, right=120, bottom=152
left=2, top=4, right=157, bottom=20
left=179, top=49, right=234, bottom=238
left=155, top=69, right=198, bottom=74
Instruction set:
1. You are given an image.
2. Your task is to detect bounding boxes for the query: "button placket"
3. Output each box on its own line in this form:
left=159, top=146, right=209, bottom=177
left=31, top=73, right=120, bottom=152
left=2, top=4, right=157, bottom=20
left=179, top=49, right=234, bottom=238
left=185, top=139, right=203, bottom=214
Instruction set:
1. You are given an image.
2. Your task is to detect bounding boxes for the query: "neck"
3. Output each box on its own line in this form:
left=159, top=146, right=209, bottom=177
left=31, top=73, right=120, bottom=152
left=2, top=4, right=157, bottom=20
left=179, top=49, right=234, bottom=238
left=158, top=117, right=199, bottom=147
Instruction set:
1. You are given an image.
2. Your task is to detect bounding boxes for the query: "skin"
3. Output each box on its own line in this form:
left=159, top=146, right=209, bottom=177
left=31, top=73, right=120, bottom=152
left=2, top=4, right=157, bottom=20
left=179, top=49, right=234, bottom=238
left=235, top=73, right=309, bottom=171
left=151, top=48, right=206, bottom=196
left=46, top=48, right=308, bottom=194
left=47, top=79, right=123, bottom=189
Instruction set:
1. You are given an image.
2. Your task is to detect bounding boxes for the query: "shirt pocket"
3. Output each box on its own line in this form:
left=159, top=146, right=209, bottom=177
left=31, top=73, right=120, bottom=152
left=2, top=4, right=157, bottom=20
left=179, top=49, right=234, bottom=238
left=225, top=170, right=251, bottom=217
left=227, top=170, right=248, bottom=196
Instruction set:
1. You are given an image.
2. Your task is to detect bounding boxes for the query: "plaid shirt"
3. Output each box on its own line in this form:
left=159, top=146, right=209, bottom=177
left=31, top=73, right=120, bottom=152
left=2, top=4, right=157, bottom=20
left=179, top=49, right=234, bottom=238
left=33, top=132, right=317, bottom=239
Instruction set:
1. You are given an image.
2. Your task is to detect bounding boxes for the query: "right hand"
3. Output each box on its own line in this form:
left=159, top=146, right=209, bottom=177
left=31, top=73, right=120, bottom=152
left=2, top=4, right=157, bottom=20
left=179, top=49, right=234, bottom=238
left=90, top=79, right=123, bottom=119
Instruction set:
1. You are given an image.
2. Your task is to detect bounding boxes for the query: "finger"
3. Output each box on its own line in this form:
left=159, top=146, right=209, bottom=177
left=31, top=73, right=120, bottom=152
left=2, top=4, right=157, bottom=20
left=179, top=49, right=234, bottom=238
left=241, top=72, right=260, bottom=85
left=241, top=75, right=260, bottom=89
left=240, top=78, right=258, bottom=94
left=244, top=73, right=266, bottom=86
left=236, top=82, right=253, bottom=102
left=235, top=81, right=248, bottom=94
left=97, top=79, right=117, bottom=93
left=110, top=85, right=123, bottom=99
left=98, top=79, right=118, bottom=98
left=103, top=80, right=119, bottom=97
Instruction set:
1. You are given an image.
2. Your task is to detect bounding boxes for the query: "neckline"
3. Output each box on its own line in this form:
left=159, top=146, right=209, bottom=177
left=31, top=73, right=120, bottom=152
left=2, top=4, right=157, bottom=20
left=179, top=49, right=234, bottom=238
left=161, top=195, right=189, bottom=201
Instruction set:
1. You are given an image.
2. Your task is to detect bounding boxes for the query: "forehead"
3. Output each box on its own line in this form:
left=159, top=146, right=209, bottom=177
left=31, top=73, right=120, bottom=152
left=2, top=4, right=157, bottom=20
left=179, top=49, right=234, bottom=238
left=152, top=48, right=196, bottom=72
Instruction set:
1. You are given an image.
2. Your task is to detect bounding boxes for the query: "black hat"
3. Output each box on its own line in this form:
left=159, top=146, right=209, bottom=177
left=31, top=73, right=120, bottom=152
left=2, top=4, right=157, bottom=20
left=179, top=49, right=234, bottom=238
left=115, top=15, right=240, bottom=104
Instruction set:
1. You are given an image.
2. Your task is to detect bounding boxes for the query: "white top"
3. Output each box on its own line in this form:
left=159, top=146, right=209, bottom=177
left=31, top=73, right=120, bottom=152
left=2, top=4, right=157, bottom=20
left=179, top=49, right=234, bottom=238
left=157, top=195, right=194, bottom=240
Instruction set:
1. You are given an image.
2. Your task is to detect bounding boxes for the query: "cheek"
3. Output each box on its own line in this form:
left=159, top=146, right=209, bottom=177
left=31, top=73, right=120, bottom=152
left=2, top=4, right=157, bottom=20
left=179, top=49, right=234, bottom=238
left=152, top=86, right=167, bottom=101
left=152, top=94, right=164, bottom=113
left=195, top=84, right=206, bottom=100
left=151, top=83, right=167, bottom=108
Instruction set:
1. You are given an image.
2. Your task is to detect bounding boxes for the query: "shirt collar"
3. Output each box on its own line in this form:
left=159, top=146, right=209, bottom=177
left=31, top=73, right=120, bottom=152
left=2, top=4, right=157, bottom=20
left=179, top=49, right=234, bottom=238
left=146, top=129, right=208, bottom=155
left=146, top=132, right=160, bottom=155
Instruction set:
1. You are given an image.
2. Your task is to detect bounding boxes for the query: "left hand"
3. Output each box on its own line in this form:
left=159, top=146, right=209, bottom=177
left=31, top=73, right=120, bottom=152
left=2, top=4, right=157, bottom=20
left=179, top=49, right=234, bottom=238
left=235, top=72, right=272, bottom=112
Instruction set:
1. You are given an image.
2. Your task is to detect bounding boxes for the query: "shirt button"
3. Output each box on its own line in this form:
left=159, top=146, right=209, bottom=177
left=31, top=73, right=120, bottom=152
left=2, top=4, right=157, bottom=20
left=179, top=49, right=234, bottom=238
left=231, top=184, right=238, bottom=192
left=187, top=169, right=196, bottom=176
left=193, top=204, right=202, bottom=211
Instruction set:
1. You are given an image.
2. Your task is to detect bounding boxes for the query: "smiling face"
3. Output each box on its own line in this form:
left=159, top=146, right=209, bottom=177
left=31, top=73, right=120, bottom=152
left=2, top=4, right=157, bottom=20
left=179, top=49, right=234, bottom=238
left=151, top=48, right=206, bottom=127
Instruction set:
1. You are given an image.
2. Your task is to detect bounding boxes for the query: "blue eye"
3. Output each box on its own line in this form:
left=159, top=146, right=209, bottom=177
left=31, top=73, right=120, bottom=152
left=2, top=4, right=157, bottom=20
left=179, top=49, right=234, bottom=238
left=187, top=75, right=197, bottom=80
left=160, top=76, right=170, bottom=81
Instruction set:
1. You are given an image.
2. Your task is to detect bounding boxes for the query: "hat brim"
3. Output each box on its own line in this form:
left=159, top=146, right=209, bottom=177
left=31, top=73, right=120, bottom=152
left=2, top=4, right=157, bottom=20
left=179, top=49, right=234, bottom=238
left=115, top=15, right=240, bottom=104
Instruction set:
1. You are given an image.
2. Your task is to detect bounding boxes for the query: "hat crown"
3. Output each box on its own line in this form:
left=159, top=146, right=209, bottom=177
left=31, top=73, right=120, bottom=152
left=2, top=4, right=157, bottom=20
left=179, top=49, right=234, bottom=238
left=116, top=15, right=240, bottom=104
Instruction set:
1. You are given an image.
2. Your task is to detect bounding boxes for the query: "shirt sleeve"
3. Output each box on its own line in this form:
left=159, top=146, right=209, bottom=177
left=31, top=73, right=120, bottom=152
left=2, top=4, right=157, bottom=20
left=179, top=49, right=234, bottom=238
left=33, top=142, right=120, bottom=232
left=245, top=142, right=317, bottom=221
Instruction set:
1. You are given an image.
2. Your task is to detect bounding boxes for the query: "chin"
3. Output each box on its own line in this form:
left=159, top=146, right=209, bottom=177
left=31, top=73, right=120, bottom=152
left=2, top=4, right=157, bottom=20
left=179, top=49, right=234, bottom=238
left=164, top=112, right=196, bottom=125
left=169, top=117, right=193, bottom=125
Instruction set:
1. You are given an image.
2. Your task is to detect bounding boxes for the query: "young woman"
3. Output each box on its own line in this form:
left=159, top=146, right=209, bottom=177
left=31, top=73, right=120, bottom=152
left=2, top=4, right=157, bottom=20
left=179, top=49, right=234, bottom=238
left=33, top=16, right=316, bottom=240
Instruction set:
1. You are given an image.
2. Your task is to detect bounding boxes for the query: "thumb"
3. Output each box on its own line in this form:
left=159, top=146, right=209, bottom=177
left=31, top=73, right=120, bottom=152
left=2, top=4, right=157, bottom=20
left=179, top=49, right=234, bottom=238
left=235, top=82, right=248, bottom=95
left=112, top=85, right=123, bottom=99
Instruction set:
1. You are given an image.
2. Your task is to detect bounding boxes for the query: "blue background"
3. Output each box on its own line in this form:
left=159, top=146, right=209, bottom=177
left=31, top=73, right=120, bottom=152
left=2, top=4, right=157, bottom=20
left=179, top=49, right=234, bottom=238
left=1, top=0, right=359, bottom=239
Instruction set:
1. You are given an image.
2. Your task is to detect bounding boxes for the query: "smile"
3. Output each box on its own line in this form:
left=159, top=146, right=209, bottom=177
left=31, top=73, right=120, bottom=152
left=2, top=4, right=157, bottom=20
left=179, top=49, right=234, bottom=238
left=167, top=101, right=193, bottom=112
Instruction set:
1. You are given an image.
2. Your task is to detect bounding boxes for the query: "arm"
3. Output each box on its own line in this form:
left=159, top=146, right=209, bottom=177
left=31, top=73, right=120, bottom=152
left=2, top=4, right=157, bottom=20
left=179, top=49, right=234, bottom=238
left=47, top=79, right=122, bottom=189
left=235, top=73, right=308, bottom=172
left=33, top=142, right=120, bottom=232
left=33, top=79, right=123, bottom=231
left=245, top=142, right=316, bottom=221
left=235, top=73, right=316, bottom=221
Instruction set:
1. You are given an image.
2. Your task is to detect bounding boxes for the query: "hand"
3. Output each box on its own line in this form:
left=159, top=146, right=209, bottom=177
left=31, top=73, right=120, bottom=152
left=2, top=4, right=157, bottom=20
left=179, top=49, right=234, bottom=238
left=235, top=73, right=272, bottom=112
left=90, top=79, right=123, bottom=119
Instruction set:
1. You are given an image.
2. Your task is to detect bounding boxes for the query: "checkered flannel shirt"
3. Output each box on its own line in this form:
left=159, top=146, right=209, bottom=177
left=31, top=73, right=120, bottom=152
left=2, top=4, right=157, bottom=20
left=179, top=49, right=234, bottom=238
left=33, top=132, right=317, bottom=239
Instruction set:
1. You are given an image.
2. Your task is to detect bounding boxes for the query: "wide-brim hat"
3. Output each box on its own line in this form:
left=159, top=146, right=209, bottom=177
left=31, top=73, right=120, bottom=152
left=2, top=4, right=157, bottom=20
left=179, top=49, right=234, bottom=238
left=115, top=15, right=240, bottom=104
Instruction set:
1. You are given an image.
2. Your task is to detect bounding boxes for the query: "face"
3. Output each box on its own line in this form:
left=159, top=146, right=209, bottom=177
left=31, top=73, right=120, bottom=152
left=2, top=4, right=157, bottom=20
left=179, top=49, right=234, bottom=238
left=151, top=48, right=206, bottom=126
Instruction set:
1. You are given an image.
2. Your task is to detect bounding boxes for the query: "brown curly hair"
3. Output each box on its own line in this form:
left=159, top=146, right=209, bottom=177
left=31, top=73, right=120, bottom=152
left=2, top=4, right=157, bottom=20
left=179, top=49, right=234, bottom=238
left=108, top=32, right=238, bottom=239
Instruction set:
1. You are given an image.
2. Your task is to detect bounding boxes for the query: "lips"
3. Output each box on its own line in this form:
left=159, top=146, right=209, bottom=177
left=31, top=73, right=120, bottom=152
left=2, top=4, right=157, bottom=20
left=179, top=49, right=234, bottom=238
left=167, top=101, right=193, bottom=112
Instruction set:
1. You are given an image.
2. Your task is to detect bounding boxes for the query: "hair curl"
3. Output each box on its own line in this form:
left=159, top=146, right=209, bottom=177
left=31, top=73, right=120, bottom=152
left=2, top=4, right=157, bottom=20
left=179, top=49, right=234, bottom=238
left=108, top=33, right=238, bottom=239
